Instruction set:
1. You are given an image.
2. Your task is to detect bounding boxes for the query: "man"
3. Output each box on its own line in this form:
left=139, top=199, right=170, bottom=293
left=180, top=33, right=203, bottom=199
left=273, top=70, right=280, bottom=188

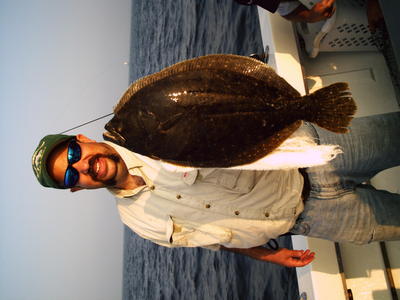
left=235, top=0, right=336, bottom=23
left=32, top=112, right=400, bottom=268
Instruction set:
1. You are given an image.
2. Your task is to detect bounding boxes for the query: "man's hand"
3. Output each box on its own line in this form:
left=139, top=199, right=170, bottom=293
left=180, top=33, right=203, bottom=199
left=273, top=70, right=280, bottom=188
left=284, top=0, right=336, bottom=23
left=266, top=248, right=315, bottom=267
left=221, top=246, right=315, bottom=267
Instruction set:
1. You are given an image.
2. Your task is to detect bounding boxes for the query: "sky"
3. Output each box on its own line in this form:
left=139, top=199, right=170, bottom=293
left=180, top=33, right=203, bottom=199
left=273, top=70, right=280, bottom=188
left=0, top=0, right=131, bottom=299
left=2, top=1, right=399, bottom=300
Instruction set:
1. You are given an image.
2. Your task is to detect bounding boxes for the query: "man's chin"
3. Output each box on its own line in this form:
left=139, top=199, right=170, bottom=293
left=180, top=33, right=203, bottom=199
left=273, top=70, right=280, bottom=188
left=91, top=173, right=117, bottom=187
left=102, top=178, right=117, bottom=187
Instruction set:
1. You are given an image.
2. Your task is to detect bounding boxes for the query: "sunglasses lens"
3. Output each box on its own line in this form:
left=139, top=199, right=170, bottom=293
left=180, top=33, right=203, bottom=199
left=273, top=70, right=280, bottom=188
left=64, top=140, right=81, bottom=188
left=64, top=166, right=79, bottom=188
left=67, top=140, right=81, bottom=164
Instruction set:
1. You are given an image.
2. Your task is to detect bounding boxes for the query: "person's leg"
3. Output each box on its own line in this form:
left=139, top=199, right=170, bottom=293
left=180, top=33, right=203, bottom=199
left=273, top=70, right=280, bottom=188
left=291, top=112, right=400, bottom=243
left=313, top=111, right=400, bottom=183
left=291, top=183, right=400, bottom=243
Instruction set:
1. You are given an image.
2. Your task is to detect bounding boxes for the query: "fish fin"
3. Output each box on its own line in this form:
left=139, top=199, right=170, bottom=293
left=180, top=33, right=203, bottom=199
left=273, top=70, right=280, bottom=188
left=303, top=83, right=357, bottom=133
left=114, top=54, right=300, bottom=114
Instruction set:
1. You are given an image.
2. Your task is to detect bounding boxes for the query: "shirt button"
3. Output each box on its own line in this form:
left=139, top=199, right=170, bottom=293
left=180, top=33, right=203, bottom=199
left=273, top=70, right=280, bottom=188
left=205, top=204, right=211, bottom=208
left=265, top=212, right=270, bottom=218
left=176, top=194, right=182, bottom=199
left=234, top=211, right=240, bottom=216
left=149, top=185, right=155, bottom=190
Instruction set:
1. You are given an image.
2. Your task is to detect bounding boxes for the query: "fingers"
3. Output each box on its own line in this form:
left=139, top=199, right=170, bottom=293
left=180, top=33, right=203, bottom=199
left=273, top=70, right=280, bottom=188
left=290, top=249, right=312, bottom=257
left=324, top=5, right=335, bottom=18
left=321, top=0, right=335, bottom=8
left=274, top=249, right=316, bottom=267
left=310, top=0, right=335, bottom=21
left=290, top=249, right=306, bottom=258
left=300, top=250, right=315, bottom=261
left=318, top=0, right=335, bottom=12
left=291, top=249, right=316, bottom=267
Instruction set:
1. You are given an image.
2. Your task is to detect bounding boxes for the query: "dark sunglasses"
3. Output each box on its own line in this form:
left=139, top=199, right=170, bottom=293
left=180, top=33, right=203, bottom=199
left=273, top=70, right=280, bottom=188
left=64, top=139, right=82, bottom=188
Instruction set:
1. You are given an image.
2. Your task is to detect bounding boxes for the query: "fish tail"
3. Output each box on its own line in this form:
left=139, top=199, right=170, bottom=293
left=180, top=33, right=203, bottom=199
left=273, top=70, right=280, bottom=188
left=303, top=83, right=357, bottom=133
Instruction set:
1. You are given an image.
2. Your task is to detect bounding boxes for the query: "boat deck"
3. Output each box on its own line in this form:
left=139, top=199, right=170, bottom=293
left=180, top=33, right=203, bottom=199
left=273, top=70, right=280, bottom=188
left=257, top=7, right=400, bottom=300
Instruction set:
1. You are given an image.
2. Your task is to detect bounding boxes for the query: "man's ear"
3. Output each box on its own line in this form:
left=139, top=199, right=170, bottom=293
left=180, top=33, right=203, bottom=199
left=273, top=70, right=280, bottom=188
left=70, top=187, right=84, bottom=193
left=76, top=134, right=96, bottom=143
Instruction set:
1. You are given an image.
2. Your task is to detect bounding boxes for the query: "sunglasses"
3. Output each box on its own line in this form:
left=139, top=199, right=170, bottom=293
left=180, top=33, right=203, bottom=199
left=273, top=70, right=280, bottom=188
left=64, top=139, right=82, bottom=188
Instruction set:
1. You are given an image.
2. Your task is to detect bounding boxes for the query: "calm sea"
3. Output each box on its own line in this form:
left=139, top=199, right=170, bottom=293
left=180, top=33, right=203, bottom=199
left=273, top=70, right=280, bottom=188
left=123, top=0, right=299, bottom=299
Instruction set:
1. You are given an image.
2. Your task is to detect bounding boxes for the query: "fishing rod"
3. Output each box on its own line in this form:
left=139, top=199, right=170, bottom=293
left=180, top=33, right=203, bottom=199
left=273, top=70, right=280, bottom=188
left=59, top=49, right=272, bottom=135
left=60, top=112, right=114, bottom=134
left=59, top=59, right=131, bottom=134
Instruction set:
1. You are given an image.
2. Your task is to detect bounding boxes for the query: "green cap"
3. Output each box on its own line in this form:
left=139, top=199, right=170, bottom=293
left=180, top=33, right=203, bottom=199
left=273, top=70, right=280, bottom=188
left=32, top=134, right=75, bottom=189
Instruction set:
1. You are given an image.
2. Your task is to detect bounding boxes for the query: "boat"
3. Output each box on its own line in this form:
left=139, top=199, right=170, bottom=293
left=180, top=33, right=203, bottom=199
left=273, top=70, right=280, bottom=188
left=257, top=1, right=400, bottom=299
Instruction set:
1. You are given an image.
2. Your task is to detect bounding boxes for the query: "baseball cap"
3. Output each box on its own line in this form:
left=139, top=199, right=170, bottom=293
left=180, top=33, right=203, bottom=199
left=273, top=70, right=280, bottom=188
left=32, top=134, right=74, bottom=189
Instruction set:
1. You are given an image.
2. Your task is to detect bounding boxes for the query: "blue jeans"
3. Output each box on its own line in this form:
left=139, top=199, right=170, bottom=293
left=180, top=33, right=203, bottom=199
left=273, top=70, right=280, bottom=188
left=290, top=112, right=400, bottom=244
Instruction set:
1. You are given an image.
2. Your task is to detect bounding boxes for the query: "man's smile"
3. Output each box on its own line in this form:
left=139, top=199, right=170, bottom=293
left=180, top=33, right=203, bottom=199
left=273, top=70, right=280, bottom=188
left=93, top=157, right=106, bottom=179
left=88, top=153, right=120, bottom=186
left=89, top=155, right=110, bottom=181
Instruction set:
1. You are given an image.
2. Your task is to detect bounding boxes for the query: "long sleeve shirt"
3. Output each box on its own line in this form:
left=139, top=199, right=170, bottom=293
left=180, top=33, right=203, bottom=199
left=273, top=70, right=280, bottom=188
left=106, top=141, right=304, bottom=250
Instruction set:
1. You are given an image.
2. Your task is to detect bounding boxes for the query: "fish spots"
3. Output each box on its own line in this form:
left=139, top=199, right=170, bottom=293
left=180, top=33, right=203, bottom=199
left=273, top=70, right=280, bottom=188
left=108, top=54, right=351, bottom=167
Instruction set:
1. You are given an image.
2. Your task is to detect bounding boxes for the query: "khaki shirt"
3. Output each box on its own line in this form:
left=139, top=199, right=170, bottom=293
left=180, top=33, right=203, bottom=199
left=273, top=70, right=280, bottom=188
left=106, top=141, right=304, bottom=250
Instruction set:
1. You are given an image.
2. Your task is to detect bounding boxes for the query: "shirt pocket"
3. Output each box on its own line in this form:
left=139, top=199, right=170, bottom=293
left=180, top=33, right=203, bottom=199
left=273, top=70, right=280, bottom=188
left=200, top=169, right=256, bottom=193
left=168, top=216, right=232, bottom=248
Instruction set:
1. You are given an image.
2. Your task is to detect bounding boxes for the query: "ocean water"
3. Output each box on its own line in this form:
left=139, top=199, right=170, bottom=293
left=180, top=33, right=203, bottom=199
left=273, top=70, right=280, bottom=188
left=123, top=1, right=299, bottom=299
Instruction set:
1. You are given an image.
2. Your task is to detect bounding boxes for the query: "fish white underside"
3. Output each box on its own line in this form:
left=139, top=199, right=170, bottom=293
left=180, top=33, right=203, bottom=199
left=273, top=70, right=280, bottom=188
left=161, top=135, right=342, bottom=172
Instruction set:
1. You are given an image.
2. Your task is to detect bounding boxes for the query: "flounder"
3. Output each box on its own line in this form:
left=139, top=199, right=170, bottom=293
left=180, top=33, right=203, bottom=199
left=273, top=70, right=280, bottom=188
left=103, top=54, right=356, bottom=168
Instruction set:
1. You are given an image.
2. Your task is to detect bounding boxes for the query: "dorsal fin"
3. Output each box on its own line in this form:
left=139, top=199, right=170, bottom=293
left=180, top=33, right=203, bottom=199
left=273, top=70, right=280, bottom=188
left=114, top=54, right=300, bottom=114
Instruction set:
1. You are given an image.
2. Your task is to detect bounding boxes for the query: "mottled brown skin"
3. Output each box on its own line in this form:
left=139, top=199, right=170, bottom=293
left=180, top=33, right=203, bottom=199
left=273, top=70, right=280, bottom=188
left=104, top=54, right=356, bottom=168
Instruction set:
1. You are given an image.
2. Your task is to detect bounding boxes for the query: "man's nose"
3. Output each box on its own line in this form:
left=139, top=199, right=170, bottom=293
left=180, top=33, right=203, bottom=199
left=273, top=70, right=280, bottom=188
left=72, top=158, right=90, bottom=174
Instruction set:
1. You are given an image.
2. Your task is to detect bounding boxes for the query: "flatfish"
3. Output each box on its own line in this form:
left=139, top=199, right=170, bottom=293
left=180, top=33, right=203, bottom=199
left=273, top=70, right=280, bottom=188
left=104, top=54, right=356, bottom=168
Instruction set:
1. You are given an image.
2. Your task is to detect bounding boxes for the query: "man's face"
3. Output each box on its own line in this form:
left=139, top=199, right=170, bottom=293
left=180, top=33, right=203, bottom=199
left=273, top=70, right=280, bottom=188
left=47, top=134, right=127, bottom=190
